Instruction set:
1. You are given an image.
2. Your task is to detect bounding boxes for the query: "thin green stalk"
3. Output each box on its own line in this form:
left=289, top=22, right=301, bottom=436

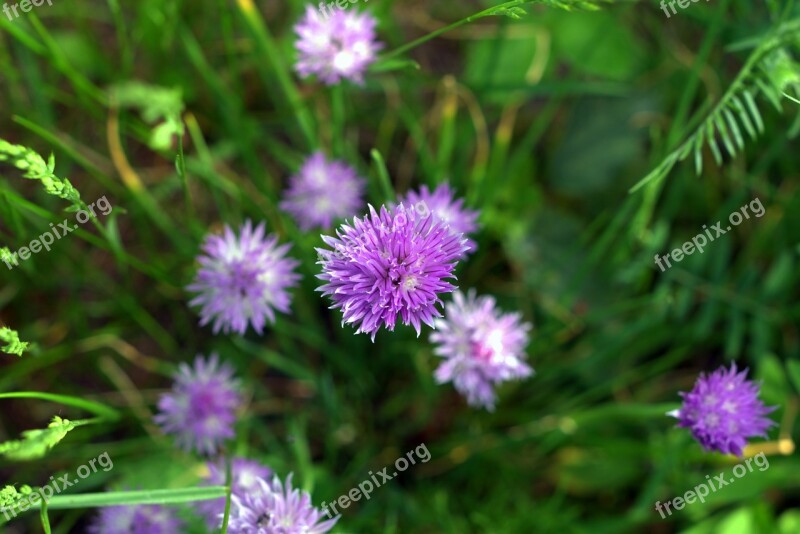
left=370, top=149, right=395, bottom=203
left=380, top=1, right=538, bottom=61
left=40, top=499, right=51, bottom=534
left=10, top=487, right=227, bottom=514
left=220, top=456, right=233, bottom=533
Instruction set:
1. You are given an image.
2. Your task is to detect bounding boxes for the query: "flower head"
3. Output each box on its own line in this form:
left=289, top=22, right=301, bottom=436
left=431, top=290, right=532, bottom=411
left=197, top=457, right=274, bottom=530
left=280, top=152, right=366, bottom=231
left=88, top=503, right=183, bottom=534
left=154, top=354, right=241, bottom=455
left=399, top=184, right=479, bottom=256
left=294, top=6, right=382, bottom=85
left=670, top=362, right=776, bottom=456
left=229, top=473, right=338, bottom=534
left=187, top=221, right=300, bottom=335
left=317, top=204, right=469, bottom=341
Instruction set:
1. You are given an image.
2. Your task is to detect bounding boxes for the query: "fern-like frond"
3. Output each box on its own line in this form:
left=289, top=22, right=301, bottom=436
left=631, top=20, right=800, bottom=193
left=0, top=416, right=96, bottom=461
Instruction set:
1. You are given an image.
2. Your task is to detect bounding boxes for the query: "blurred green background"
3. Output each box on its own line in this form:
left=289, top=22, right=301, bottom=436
left=1, top=0, right=799, bottom=532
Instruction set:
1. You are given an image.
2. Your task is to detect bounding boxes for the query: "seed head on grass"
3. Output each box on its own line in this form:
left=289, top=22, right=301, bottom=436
left=669, top=362, right=776, bottom=456
left=187, top=221, right=300, bottom=335
left=229, top=473, right=338, bottom=534
left=398, top=184, right=479, bottom=256
left=197, top=457, right=273, bottom=530
left=154, top=354, right=241, bottom=456
left=431, top=290, right=533, bottom=411
left=280, top=152, right=366, bottom=231
left=294, top=6, right=382, bottom=85
left=317, top=204, right=469, bottom=341
left=88, top=503, right=183, bottom=534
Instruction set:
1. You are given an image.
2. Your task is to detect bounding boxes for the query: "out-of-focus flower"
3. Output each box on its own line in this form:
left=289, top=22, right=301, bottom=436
left=431, top=290, right=532, bottom=411
left=197, top=457, right=274, bottom=530
left=294, top=6, right=382, bottom=85
left=317, top=204, right=469, bottom=341
left=187, top=221, right=300, bottom=335
left=154, top=354, right=241, bottom=455
left=88, top=503, right=183, bottom=534
left=670, top=362, right=776, bottom=456
left=228, top=473, right=338, bottom=534
left=399, top=184, right=479, bottom=256
left=280, top=152, right=366, bottom=231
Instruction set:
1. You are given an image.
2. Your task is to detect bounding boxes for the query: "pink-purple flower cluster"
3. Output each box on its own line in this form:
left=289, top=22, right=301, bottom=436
left=228, top=473, right=338, bottom=534
left=317, top=203, right=469, bottom=341
left=670, top=362, right=776, bottom=456
left=88, top=503, right=183, bottom=534
left=280, top=152, right=366, bottom=231
left=154, top=353, right=241, bottom=456
left=431, top=290, right=533, bottom=410
left=187, top=221, right=300, bottom=335
left=399, top=184, right=480, bottom=256
left=294, top=6, right=382, bottom=85
left=197, top=457, right=273, bottom=530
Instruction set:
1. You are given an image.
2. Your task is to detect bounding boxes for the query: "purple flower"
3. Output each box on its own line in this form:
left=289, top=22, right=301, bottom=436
left=399, top=184, right=479, bottom=256
left=280, top=152, right=366, bottom=231
left=88, top=504, right=183, bottom=534
left=670, top=363, right=776, bottom=456
left=197, top=457, right=274, bottom=530
left=431, top=290, right=533, bottom=411
left=293, top=5, right=382, bottom=85
left=154, top=354, right=241, bottom=455
left=317, top=204, right=469, bottom=341
left=187, top=220, right=300, bottom=335
left=228, top=473, right=338, bottom=534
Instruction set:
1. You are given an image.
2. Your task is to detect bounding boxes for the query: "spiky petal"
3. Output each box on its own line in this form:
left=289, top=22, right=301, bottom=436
left=154, top=354, right=241, bottom=456
left=431, top=290, right=533, bottom=411
left=187, top=220, right=301, bottom=335
left=671, top=362, right=776, bottom=456
left=280, top=152, right=366, bottom=231
left=228, top=474, right=338, bottom=534
left=399, top=184, right=479, bottom=256
left=294, top=6, right=382, bottom=85
left=317, top=204, right=469, bottom=341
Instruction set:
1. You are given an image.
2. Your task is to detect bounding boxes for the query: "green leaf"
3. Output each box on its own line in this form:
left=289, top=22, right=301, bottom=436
left=743, top=90, right=765, bottom=132
left=0, top=327, right=29, bottom=357
left=706, top=120, right=723, bottom=165
left=0, top=416, right=96, bottom=461
left=0, top=391, right=121, bottom=420
left=723, top=107, right=745, bottom=149
left=732, top=94, right=758, bottom=139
